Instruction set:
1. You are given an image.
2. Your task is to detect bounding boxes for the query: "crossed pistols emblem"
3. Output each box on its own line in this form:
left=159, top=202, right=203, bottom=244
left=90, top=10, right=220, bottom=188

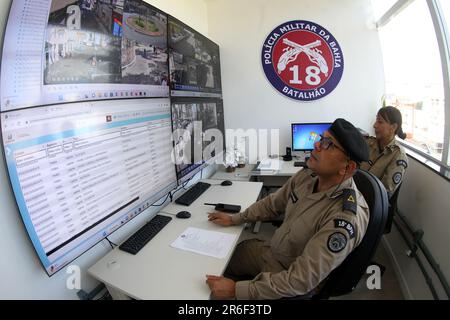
left=277, top=38, right=329, bottom=76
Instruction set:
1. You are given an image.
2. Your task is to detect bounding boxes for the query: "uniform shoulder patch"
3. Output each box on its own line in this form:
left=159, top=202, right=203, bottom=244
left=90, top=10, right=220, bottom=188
left=392, top=172, right=402, bottom=185
left=334, top=219, right=356, bottom=239
left=327, top=232, right=347, bottom=253
left=397, top=160, right=408, bottom=169
left=342, top=189, right=357, bottom=215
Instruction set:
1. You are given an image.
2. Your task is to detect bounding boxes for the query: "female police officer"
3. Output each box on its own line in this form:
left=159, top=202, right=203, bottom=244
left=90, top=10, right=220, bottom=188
left=360, top=106, right=408, bottom=197
left=206, top=118, right=370, bottom=299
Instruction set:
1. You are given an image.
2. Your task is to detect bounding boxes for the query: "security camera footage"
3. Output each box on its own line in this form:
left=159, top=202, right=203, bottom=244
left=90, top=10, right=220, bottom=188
left=45, top=0, right=168, bottom=85
left=1, top=0, right=169, bottom=111
left=121, top=0, right=168, bottom=85
left=171, top=98, right=225, bottom=180
left=0, top=0, right=225, bottom=278
left=168, top=17, right=222, bottom=97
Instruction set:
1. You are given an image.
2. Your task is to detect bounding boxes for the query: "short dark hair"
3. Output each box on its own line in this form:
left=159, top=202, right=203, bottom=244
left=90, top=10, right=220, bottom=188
left=378, top=106, right=407, bottom=140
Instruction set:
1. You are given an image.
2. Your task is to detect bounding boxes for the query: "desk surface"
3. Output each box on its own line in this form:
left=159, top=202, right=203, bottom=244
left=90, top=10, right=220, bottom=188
left=212, top=158, right=302, bottom=180
left=88, top=179, right=262, bottom=300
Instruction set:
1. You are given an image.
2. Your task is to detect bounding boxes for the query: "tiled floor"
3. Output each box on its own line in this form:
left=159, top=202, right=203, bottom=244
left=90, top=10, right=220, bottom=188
left=238, top=221, right=404, bottom=300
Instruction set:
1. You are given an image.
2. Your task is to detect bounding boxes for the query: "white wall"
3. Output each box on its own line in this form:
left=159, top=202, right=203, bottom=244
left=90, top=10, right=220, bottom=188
left=206, top=0, right=384, bottom=161
left=383, top=157, right=450, bottom=300
left=0, top=0, right=209, bottom=299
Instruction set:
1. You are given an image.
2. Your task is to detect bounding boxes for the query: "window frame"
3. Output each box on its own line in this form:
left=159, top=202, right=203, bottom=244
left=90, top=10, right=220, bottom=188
left=375, top=0, right=450, bottom=174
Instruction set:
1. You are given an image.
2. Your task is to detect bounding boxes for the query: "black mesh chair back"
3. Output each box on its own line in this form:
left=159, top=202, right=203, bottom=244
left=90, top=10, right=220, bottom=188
left=314, top=169, right=389, bottom=299
left=384, top=183, right=402, bottom=234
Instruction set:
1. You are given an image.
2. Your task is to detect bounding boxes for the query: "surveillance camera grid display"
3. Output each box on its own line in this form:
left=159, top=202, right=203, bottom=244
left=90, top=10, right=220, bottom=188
left=171, top=99, right=225, bottom=179
left=45, top=0, right=168, bottom=86
left=1, top=0, right=170, bottom=111
left=168, top=17, right=222, bottom=95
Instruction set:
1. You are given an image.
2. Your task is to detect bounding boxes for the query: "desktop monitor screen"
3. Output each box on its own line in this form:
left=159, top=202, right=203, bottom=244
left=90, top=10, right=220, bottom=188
left=199, top=99, right=225, bottom=165
left=1, top=0, right=169, bottom=112
left=291, top=123, right=332, bottom=151
left=171, top=98, right=225, bottom=183
left=168, top=16, right=222, bottom=98
left=1, top=98, right=177, bottom=276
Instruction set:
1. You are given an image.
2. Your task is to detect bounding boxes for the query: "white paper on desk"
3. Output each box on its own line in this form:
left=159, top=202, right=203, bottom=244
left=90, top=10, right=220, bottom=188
left=257, top=158, right=280, bottom=170
left=170, top=227, right=237, bottom=259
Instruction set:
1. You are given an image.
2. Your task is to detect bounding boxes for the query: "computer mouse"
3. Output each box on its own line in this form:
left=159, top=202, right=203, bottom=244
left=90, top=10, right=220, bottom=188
left=221, top=180, right=233, bottom=186
left=176, top=211, right=191, bottom=219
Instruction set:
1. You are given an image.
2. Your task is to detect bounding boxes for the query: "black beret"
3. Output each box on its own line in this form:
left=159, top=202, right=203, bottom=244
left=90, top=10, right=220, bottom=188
left=328, top=118, right=369, bottom=163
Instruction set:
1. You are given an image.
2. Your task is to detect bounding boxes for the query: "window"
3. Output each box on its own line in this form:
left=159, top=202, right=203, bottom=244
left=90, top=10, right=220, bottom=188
left=440, top=0, right=450, bottom=28
left=373, top=0, right=450, bottom=169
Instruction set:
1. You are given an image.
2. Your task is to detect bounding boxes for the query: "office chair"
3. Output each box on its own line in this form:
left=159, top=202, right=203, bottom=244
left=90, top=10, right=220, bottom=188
left=384, top=183, right=402, bottom=234
left=310, top=169, right=389, bottom=299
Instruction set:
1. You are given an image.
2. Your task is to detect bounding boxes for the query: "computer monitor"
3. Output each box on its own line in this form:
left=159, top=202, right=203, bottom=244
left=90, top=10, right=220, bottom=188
left=168, top=16, right=222, bottom=98
left=171, top=98, right=225, bottom=183
left=1, top=0, right=169, bottom=112
left=291, top=123, right=332, bottom=151
left=199, top=99, right=225, bottom=165
left=1, top=98, right=177, bottom=276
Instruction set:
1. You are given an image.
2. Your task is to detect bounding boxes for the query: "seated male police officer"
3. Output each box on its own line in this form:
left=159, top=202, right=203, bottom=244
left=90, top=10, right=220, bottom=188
left=206, top=118, right=370, bottom=299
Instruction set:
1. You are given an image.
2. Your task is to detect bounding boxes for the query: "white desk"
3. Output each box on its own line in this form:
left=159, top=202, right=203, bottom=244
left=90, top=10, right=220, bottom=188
left=213, top=159, right=302, bottom=234
left=210, top=165, right=254, bottom=182
left=211, top=159, right=302, bottom=185
left=88, top=179, right=263, bottom=300
left=252, top=159, right=302, bottom=186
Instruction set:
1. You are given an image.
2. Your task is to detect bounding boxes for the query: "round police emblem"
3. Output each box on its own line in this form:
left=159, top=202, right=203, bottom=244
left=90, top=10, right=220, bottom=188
left=327, top=232, right=347, bottom=253
left=393, top=172, right=402, bottom=184
left=261, top=20, right=344, bottom=101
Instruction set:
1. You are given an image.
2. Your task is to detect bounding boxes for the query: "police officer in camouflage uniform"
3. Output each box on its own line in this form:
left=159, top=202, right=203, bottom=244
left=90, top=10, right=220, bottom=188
left=360, top=106, right=408, bottom=197
left=206, top=118, right=370, bottom=299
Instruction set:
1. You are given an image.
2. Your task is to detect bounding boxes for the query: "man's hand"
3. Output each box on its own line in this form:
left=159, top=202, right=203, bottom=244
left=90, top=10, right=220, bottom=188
left=206, top=275, right=236, bottom=299
left=208, top=212, right=233, bottom=226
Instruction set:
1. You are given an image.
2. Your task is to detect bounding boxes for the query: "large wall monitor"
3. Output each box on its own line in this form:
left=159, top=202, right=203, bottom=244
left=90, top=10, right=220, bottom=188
left=168, top=16, right=222, bottom=98
left=171, top=98, right=225, bottom=183
left=291, top=122, right=332, bottom=151
left=1, top=0, right=169, bottom=112
left=1, top=98, right=177, bottom=275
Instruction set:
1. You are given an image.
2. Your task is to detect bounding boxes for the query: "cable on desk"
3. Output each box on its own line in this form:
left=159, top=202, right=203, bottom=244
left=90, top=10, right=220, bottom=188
left=151, top=168, right=205, bottom=207
left=150, top=192, right=171, bottom=207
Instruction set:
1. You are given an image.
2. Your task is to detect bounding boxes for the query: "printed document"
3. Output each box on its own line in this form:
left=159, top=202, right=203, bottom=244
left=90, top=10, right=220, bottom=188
left=170, top=227, right=237, bottom=259
left=257, top=158, right=281, bottom=170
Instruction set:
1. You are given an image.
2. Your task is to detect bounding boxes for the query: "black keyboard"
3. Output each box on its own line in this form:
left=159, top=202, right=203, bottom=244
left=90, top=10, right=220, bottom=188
left=294, top=161, right=306, bottom=167
left=175, top=182, right=211, bottom=206
left=119, top=215, right=172, bottom=255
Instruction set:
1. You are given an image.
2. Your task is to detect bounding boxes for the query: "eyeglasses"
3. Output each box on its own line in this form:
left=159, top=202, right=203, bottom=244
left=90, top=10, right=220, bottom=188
left=318, top=135, right=348, bottom=155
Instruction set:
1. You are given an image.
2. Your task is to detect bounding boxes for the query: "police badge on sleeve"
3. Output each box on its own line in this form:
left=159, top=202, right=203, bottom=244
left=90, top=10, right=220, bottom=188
left=261, top=20, right=344, bottom=101
left=327, top=232, right=347, bottom=253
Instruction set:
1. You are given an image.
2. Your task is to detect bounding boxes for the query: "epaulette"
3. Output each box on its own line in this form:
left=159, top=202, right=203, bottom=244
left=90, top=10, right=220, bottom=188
left=342, top=189, right=357, bottom=214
